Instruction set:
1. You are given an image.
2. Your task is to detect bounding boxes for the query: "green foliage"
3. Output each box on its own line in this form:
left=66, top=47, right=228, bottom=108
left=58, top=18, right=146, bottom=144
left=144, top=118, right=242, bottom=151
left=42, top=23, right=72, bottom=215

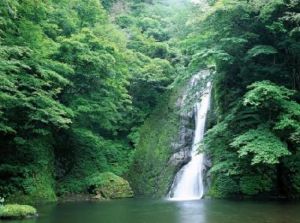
left=58, top=171, right=133, bottom=199
left=243, top=81, right=300, bottom=148
left=231, top=126, right=290, bottom=165
left=209, top=175, right=239, bottom=198
left=239, top=175, right=273, bottom=196
left=0, top=0, right=179, bottom=202
left=246, top=45, right=278, bottom=59
left=283, top=152, right=300, bottom=195
left=187, top=0, right=300, bottom=198
left=2, top=0, right=298, bottom=201
left=1, top=138, right=57, bottom=203
left=0, top=204, right=36, bottom=219
left=129, top=86, right=184, bottom=196
left=243, top=81, right=294, bottom=108
left=116, top=15, right=136, bottom=28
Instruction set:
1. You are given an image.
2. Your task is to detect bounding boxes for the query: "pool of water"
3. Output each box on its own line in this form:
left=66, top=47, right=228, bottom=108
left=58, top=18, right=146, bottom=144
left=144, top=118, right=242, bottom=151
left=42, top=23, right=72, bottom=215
left=2, top=198, right=300, bottom=223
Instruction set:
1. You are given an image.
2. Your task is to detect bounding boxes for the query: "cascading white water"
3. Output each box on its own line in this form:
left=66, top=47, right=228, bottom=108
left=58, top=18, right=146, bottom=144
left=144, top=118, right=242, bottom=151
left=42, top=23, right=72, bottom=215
left=169, top=74, right=211, bottom=201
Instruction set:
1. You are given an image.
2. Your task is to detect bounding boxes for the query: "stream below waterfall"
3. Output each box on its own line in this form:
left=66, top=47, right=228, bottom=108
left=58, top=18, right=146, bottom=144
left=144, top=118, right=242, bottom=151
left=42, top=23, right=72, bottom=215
left=2, top=199, right=300, bottom=223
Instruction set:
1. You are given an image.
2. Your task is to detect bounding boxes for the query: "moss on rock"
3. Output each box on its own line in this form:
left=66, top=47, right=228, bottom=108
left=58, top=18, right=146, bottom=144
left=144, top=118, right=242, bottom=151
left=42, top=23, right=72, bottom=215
left=87, top=172, right=134, bottom=199
left=0, top=204, right=37, bottom=219
left=128, top=82, right=188, bottom=197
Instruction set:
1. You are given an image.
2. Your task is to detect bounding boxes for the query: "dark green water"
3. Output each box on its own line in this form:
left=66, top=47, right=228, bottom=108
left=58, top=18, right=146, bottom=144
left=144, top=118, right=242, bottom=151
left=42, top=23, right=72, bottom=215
left=2, top=199, right=300, bottom=223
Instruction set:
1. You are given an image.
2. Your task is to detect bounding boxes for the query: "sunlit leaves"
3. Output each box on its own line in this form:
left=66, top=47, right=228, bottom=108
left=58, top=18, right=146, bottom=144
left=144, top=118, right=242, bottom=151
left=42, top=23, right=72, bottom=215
left=243, top=81, right=294, bottom=107
left=193, top=48, right=233, bottom=63
left=246, top=45, right=278, bottom=59
left=231, top=126, right=290, bottom=165
left=243, top=80, right=300, bottom=145
left=0, top=44, right=73, bottom=136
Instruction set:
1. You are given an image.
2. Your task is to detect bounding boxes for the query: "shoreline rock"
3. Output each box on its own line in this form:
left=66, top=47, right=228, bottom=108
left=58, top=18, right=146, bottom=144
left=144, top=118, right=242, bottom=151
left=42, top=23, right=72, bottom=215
left=59, top=172, right=134, bottom=202
left=87, top=172, right=134, bottom=200
left=0, top=204, right=37, bottom=219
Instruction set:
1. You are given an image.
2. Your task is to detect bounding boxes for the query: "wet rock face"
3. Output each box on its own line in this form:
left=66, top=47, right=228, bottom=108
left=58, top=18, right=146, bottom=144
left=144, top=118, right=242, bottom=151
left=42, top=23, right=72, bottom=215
left=168, top=91, right=195, bottom=170
left=169, top=128, right=194, bottom=167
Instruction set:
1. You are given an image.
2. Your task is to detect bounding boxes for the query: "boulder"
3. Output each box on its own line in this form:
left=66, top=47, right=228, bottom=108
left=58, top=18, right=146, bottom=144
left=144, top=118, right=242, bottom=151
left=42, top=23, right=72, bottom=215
left=87, top=172, right=134, bottom=199
left=0, top=204, right=37, bottom=219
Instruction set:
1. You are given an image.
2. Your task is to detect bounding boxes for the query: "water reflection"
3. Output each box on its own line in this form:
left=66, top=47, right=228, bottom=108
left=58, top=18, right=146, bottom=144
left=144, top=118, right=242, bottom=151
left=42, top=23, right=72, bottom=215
left=174, top=200, right=206, bottom=223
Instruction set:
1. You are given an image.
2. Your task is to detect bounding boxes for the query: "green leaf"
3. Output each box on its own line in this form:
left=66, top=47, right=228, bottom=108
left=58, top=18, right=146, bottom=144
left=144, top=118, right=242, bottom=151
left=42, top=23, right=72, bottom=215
left=246, top=45, right=278, bottom=59
left=231, top=126, right=291, bottom=165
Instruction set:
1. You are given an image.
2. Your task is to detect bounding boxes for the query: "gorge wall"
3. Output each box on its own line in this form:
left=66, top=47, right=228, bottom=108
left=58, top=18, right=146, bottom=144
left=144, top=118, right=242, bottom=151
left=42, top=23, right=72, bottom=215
left=129, top=80, right=197, bottom=197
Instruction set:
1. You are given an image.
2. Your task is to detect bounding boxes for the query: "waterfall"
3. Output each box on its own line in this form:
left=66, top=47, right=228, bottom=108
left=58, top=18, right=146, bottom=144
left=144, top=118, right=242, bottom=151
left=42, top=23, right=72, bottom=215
left=168, top=73, right=211, bottom=201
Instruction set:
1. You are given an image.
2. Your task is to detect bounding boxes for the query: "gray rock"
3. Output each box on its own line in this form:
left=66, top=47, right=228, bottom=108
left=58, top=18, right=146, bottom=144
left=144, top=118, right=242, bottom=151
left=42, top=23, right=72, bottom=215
left=167, top=85, right=195, bottom=170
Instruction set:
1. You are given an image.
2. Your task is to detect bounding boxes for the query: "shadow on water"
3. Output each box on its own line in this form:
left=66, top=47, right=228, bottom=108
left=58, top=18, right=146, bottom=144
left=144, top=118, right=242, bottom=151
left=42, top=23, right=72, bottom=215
left=1, top=198, right=300, bottom=223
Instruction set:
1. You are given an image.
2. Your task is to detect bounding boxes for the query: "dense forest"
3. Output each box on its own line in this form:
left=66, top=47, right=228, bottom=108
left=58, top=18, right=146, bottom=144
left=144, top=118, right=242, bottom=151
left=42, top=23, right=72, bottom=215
left=0, top=0, right=299, bottom=205
left=0, top=0, right=182, bottom=202
left=201, top=0, right=300, bottom=198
